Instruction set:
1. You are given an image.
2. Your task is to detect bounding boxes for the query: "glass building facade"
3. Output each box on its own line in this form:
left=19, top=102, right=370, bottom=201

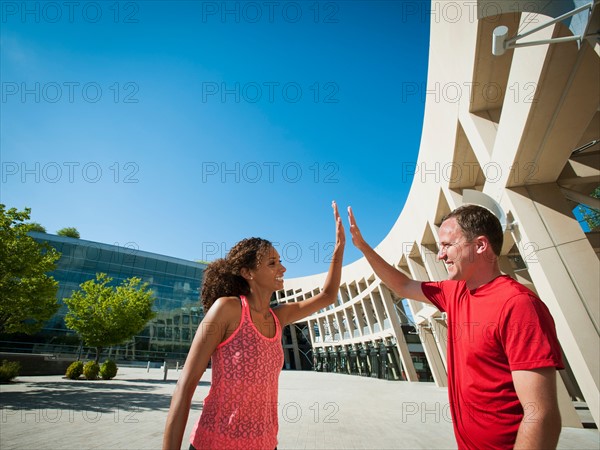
left=4, top=232, right=206, bottom=363
left=2, top=232, right=431, bottom=377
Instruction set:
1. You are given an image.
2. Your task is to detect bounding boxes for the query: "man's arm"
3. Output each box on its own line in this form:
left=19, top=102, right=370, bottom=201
left=512, top=367, right=562, bottom=449
left=348, top=206, right=431, bottom=304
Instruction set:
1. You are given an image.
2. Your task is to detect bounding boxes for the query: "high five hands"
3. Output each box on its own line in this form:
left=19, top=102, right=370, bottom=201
left=329, top=203, right=371, bottom=255
left=347, top=206, right=368, bottom=252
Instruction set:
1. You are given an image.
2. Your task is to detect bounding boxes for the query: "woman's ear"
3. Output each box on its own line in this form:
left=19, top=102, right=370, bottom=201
left=240, top=267, right=253, bottom=281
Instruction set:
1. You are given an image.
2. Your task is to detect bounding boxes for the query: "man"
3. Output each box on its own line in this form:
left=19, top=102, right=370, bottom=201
left=348, top=204, right=564, bottom=449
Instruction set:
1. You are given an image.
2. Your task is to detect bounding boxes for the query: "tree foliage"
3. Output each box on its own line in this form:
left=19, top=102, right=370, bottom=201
left=0, top=205, right=60, bottom=334
left=28, top=222, right=46, bottom=233
left=57, top=227, right=80, bottom=238
left=64, top=273, right=156, bottom=362
left=578, top=186, right=600, bottom=231
left=0, top=360, right=21, bottom=382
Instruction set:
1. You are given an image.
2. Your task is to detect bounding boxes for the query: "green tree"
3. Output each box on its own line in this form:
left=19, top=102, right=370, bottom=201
left=64, top=273, right=156, bottom=362
left=0, top=205, right=60, bottom=334
left=28, top=222, right=46, bottom=233
left=57, top=227, right=80, bottom=238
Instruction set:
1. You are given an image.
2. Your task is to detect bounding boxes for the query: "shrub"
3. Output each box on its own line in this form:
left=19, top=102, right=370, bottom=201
left=83, top=361, right=100, bottom=380
left=65, top=361, right=84, bottom=379
left=0, top=360, right=21, bottom=382
left=99, top=360, right=118, bottom=380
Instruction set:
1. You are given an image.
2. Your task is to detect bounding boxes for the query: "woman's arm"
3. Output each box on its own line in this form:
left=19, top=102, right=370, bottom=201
left=162, top=297, right=239, bottom=450
left=274, top=201, right=345, bottom=326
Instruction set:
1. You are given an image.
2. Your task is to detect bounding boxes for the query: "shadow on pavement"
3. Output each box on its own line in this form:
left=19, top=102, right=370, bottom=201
left=0, top=380, right=203, bottom=413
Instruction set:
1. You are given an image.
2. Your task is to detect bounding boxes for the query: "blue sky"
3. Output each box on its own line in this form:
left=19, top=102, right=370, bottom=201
left=1, top=1, right=430, bottom=278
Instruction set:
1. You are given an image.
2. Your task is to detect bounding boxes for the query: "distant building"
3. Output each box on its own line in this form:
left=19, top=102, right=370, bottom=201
left=7, top=232, right=206, bottom=363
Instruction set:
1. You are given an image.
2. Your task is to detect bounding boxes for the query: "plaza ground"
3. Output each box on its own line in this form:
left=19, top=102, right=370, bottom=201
left=1, top=367, right=598, bottom=449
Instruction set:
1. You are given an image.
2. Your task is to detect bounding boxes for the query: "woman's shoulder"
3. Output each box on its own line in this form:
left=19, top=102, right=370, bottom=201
left=208, top=296, right=243, bottom=319
left=205, top=297, right=244, bottom=341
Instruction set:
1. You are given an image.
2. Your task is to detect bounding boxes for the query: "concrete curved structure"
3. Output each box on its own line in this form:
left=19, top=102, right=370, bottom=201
left=277, top=0, right=600, bottom=429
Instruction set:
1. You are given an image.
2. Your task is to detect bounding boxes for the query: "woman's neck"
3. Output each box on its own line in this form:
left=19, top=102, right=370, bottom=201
left=246, top=290, right=272, bottom=314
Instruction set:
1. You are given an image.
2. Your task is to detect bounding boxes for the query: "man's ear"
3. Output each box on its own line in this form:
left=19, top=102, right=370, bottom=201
left=475, top=235, right=489, bottom=254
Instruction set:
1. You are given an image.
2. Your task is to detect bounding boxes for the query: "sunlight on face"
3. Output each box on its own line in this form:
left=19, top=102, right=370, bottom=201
left=437, top=218, right=477, bottom=281
left=251, top=246, right=286, bottom=289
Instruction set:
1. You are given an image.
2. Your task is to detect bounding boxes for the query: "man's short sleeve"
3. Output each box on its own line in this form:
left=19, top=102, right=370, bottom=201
left=500, top=294, right=564, bottom=371
left=421, top=281, right=448, bottom=312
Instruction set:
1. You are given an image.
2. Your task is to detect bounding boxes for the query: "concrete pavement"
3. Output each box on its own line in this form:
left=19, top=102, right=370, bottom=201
left=1, top=367, right=598, bottom=449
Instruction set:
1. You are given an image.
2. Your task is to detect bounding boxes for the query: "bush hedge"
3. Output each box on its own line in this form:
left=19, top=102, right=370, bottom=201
left=65, top=361, right=84, bottom=379
left=83, top=361, right=100, bottom=380
left=0, top=360, right=21, bottom=382
left=100, top=360, right=118, bottom=380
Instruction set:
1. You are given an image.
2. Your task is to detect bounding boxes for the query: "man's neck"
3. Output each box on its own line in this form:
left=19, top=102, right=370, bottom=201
left=465, top=266, right=503, bottom=291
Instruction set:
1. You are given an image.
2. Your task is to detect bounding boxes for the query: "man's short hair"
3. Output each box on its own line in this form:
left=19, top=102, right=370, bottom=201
left=442, top=204, right=503, bottom=256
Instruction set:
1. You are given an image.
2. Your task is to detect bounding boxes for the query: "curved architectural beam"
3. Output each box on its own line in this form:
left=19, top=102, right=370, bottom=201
left=278, top=1, right=600, bottom=429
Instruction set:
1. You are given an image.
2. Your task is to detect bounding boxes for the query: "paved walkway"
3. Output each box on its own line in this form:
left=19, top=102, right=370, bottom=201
left=1, top=367, right=598, bottom=449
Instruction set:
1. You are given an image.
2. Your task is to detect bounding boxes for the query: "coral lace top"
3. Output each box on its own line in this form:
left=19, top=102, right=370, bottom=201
left=190, top=295, right=284, bottom=449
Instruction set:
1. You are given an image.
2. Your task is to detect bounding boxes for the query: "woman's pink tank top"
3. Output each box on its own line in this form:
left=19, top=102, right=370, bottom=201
left=190, top=295, right=284, bottom=449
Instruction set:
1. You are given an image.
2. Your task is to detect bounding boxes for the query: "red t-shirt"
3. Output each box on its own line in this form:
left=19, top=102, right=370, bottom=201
left=421, top=275, right=564, bottom=450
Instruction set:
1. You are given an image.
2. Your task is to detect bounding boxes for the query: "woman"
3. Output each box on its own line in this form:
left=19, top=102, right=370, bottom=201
left=163, top=201, right=345, bottom=450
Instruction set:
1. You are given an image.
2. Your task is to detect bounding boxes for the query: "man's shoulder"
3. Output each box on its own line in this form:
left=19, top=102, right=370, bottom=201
left=425, top=279, right=465, bottom=288
left=494, top=275, right=539, bottom=299
left=422, top=279, right=467, bottom=296
left=491, top=276, right=552, bottom=317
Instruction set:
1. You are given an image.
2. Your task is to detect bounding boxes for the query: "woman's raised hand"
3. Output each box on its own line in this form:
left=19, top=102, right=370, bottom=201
left=332, top=201, right=345, bottom=251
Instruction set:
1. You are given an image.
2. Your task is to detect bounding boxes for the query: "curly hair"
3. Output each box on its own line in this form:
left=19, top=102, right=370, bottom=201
left=200, top=237, right=273, bottom=312
left=442, top=204, right=503, bottom=256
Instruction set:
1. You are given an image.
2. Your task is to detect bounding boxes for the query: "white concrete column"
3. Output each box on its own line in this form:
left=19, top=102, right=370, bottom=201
left=289, top=323, right=302, bottom=370
left=430, top=317, right=448, bottom=369
left=316, top=318, right=326, bottom=344
left=343, top=306, right=356, bottom=339
left=307, top=319, right=316, bottom=344
left=353, top=302, right=366, bottom=336
left=406, top=250, right=448, bottom=387
left=420, top=243, right=450, bottom=368
left=378, top=285, right=418, bottom=382
left=505, top=185, right=599, bottom=426
left=370, top=291, right=387, bottom=330
left=419, top=326, right=447, bottom=387
left=360, top=298, right=375, bottom=334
